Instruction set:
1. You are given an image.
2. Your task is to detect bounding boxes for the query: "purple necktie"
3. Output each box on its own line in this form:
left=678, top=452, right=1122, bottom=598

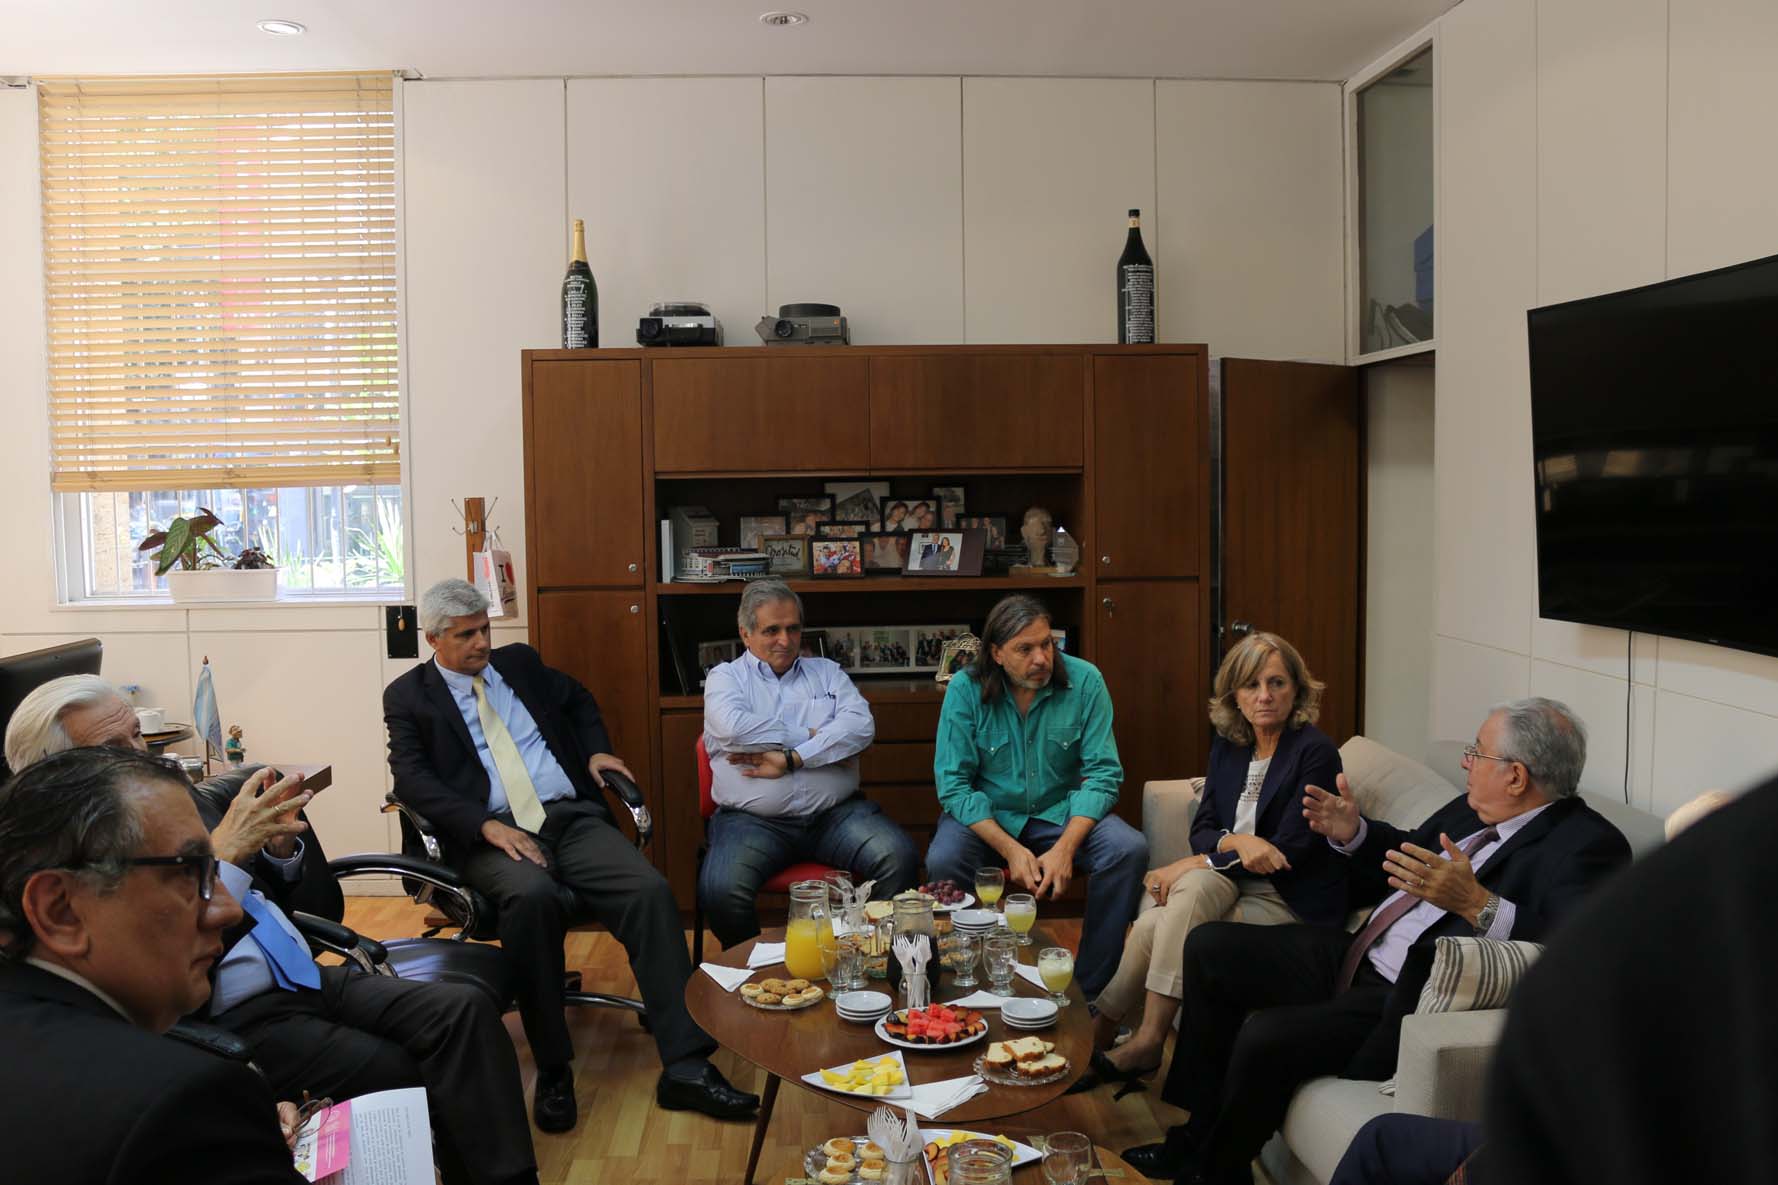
left=1336, top=826, right=1498, bottom=991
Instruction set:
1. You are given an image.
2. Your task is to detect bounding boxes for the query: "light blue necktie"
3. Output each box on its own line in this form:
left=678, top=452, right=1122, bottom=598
left=240, top=893, right=322, bottom=991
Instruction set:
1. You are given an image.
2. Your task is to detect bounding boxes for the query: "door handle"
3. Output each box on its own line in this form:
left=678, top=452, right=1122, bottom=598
left=1228, top=620, right=1253, bottom=638
left=628, top=562, right=639, bottom=573
left=1101, top=596, right=1116, bottom=618
left=629, top=604, right=640, bottom=614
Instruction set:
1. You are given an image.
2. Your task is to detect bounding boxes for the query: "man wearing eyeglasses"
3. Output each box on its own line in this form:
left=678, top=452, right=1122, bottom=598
left=5, top=675, right=538, bottom=1185
left=1124, top=697, right=1631, bottom=1183
left=0, top=746, right=307, bottom=1184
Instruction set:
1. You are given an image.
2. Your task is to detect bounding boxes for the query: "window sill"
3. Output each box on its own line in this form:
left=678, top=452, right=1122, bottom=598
left=55, top=591, right=405, bottom=610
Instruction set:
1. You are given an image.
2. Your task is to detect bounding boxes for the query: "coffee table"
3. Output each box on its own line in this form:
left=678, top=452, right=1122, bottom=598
left=686, top=926, right=1092, bottom=1185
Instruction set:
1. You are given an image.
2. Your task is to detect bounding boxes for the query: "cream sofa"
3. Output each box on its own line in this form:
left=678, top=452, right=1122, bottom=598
left=1141, top=735, right=1666, bottom=1185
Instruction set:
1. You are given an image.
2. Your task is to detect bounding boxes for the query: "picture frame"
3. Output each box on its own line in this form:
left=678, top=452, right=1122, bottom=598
left=903, top=528, right=986, bottom=577
left=902, top=498, right=941, bottom=532
left=738, top=514, right=786, bottom=551
left=817, top=519, right=872, bottom=539
left=931, top=486, right=966, bottom=529
left=956, top=514, right=1007, bottom=550
left=824, top=480, right=891, bottom=529
left=856, top=626, right=913, bottom=672
left=799, top=628, right=829, bottom=660
left=777, top=495, right=836, bottom=536
left=861, top=532, right=911, bottom=572
left=1051, top=627, right=1068, bottom=653
left=935, top=634, right=981, bottom=684
left=696, top=639, right=742, bottom=686
left=827, top=627, right=858, bottom=671
left=760, top=534, right=810, bottom=576
left=911, top=624, right=971, bottom=672
left=810, top=538, right=865, bottom=578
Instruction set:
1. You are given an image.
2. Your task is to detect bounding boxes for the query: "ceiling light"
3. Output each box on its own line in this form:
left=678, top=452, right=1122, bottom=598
left=257, top=19, right=307, bottom=36
left=759, top=11, right=809, bottom=27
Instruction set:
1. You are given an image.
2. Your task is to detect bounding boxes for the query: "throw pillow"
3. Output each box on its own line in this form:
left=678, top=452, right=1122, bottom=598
left=1415, top=935, right=1544, bottom=1014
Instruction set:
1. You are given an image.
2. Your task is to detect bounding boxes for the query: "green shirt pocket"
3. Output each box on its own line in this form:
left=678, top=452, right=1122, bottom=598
left=1045, top=723, right=1084, bottom=780
left=977, top=727, right=1016, bottom=777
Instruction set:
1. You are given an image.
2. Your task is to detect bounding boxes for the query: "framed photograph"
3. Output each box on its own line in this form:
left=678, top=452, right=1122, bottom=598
left=824, top=481, right=890, bottom=529
left=778, top=495, right=835, bottom=536
left=879, top=499, right=916, bottom=533
left=857, top=626, right=912, bottom=672
left=861, top=532, right=911, bottom=572
left=738, top=514, right=786, bottom=551
left=903, top=528, right=986, bottom=576
left=696, top=639, right=741, bottom=686
left=956, top=514, right=1007, bottom=550
left=1051, top=627, right=1068, bottom=653
left=932, top=486, right=966, bottom=529
left=800, top=628, right=829, bottom=660
left=810, top=538, right=865, bottom=578
left=817, top=519, right=871, bottom=539
left=935, top=634, right=981, bottom=684
left=760, top=534, right=810, bottom=576
left=827, top=628, right=858, bottom=671
left=911, top=624, right=971, bottom=672
left=903, top=498, right=941, bottom=532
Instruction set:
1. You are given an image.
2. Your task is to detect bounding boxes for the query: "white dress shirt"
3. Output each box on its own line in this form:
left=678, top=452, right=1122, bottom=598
left=702, top=653, right=875, bottom=818
left=434, top=658, right=578, bottom=815
left=1337, top=802, right=1551, bottom=983
left=209, top=848, right=314, bottom=1014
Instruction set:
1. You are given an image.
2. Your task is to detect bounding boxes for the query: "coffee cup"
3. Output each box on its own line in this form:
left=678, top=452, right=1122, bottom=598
left=136, top=707, right=166, bottom=734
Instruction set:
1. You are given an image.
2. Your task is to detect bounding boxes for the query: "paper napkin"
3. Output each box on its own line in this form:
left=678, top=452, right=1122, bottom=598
left=943, top=991, right=1011, bottom=1009
left=699, top=963, right=754, bottom=993
left=748, top=941, right=787, bottom=969
left=1014, top=963, right=1050, bottom=991
left=908, top=1074, right=990, bottom=1119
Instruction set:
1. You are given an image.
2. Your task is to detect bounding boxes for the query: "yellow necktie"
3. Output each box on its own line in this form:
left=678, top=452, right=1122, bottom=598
left=473, top=675, right=548, bottom=833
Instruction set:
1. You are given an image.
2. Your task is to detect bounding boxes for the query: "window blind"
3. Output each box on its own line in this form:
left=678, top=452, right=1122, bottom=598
left=39, top=72, right=399, bottom=493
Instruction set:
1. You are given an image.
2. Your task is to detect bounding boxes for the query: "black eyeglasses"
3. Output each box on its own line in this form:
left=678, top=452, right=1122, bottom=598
left=100, top=854, right=220, bottom=902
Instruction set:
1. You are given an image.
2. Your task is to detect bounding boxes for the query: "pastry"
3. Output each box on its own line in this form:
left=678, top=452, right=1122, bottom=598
left=859, top=1163, right=885, bottom=1180
left=1015, top=1052, right=1068, bottom=1078
left=785, top=978, right=811, bottom=992
left=760, top=978, right=790, bottom=994
left=740, top=983, right=763, bottom=999
left=826, top=1152, right=856, bottom=1173
left=823, top=1138, right=856, bottom=1158
left=983, top=1044, right=1014, bottom=1071
left=756, top=991, right=783, bottom=1005
left=796, top=986, right=825, bottom=1005
left=1004, top=1035, right=1049, bottom=1062
left=861, top=1143, right=885, bottom=1160
left=818, top=1168, right=851, bottom=1185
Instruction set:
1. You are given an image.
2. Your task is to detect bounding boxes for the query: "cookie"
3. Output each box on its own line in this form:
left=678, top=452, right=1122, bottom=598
left=756, top=991, right=783, bottom=1005
left=818, top=1170, right=851, bottom=1185
left=859, top=1164, right=886, bottom=1181
left=861, top=1143, right=885, bottom=1160
left=823, top=1138, right=856, bottom=1158
left=785, top=978, right=812, bottom=992
left=740, top=983, right=762, bottom=999
left=825, top=1153, right=856, bottom=1173
left=760, top=978, right=790, bottom=994
left=790, top=986, right=824, bottom=1006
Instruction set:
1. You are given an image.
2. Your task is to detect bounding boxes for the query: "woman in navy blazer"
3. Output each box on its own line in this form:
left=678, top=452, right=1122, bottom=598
left=1083, top=632, right=1345, bottom=1093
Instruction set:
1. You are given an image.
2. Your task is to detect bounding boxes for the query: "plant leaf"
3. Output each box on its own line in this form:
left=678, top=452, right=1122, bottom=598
left=137, top=530, right=167, bottom=553
left=189, top=513, right=222, bottom=536
left=157, top=518, right=192, bottom=576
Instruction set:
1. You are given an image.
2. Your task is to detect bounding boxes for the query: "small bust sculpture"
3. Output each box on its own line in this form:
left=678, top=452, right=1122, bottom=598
left=1020, top=507, right=1054, bottom=568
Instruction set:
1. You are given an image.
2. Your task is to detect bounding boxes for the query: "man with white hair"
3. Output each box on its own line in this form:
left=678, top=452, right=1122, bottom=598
left=383, top=578, right=757, bottom=1131
left=5, top=674, right=539, bottom=1185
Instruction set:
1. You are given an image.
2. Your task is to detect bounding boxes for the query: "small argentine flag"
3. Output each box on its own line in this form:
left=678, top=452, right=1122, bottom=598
left=193, top=657, right=224, bottom=762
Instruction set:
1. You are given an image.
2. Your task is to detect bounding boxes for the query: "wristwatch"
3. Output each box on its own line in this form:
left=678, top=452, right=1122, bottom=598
left=781, top=747, right=798, bottom=771
left=1473, top=891, right=1501, bottom=935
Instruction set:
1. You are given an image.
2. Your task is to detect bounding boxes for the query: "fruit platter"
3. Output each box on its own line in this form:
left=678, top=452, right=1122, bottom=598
left=874, top=1003, right=990, bottom=1051
left=918, top=879, right=975, bottom=912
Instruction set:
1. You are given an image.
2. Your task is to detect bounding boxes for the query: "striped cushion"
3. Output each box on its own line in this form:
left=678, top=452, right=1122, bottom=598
left=1414, top=936, right=1544, bottom=1014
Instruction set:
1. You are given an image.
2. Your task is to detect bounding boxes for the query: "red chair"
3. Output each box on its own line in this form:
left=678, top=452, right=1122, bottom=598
left=691, top=734, right=842, bottom=958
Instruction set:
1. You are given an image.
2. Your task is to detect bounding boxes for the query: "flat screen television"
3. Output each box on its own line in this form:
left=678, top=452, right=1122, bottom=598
left=1528, top=252, right=1778, bottom=658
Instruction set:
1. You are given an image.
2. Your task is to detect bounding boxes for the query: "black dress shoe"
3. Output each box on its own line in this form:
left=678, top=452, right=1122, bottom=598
left=1123, top=1127, right=1195, bottom=1180
left=533, top=1065, right=577, bottom=1134
left=655, top=1062, right=759, bottom=1119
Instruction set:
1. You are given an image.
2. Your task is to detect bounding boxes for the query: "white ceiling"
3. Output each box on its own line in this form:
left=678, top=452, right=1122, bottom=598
left=1, top=0, right=1457, bottom=83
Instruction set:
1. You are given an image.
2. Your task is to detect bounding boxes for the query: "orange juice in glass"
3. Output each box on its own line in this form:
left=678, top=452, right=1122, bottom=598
left=784, top=881, right=832, bottom=981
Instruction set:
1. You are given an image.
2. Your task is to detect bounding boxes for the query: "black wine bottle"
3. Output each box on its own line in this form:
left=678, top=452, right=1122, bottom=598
left=1117, top=208, right=1155, bottom=344
left=561, top=218, right=597, bottom=348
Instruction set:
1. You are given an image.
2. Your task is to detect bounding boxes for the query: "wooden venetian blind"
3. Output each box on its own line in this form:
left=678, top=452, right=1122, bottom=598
left=39, top=73, right=399, bottom=493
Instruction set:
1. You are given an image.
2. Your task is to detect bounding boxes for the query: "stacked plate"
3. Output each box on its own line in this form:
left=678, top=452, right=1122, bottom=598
left=1000, top=996, right=1059, bottom=1030
left=950, top=908, right=1002, bottom=938
left=834, top=989, right=892, bottom=1025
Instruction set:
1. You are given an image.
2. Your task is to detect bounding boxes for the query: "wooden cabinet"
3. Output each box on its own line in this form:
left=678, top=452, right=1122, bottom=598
left=526, top=361, right=645, bottom=588
left=1094, top=354, right=1204, bottom=580
left=869, top=354, right=1084, bottom=470
left=652, top=355, right=870, bottom=473
left=1093, top=580, right=1205, bottom=825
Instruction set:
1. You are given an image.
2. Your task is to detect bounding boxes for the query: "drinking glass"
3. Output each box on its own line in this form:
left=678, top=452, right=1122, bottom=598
left=974, top=867, right=1006, bottom=915
left=948, top=1140, right=1013, bottom=1185
left=1003, top=892, right=1037, bottom=946
left=834, top=933, right=865, bottom=991
left=1037, top=946, right=1075, bottom=1007
left=1041, top=1133, right=1092, bottom=1185
left=950, top=930, right=982, bottom=989
left=818, top=927, right=843, bottom=987
left=983, top=933, right=1017, bottom=995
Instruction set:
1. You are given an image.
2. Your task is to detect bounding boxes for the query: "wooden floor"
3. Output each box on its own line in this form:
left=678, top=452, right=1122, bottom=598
left=341, top=898, right=1193, bottom=1185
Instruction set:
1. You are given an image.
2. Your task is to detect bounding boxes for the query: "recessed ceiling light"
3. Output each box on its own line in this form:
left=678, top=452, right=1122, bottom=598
left=759, top=11, right=809, bottom=27
left=257, top=19, right=307, bottom=36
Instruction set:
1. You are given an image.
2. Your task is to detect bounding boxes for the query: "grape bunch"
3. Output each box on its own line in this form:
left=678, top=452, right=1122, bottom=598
left=919, top=879, right=967, bottom=906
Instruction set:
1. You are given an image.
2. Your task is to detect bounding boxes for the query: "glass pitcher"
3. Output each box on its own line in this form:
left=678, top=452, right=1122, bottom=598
left=784, top=880, right=832, bottom=982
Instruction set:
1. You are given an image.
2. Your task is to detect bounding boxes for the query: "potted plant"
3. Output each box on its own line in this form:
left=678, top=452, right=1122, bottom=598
left=138, top=509, right=279, bottom=603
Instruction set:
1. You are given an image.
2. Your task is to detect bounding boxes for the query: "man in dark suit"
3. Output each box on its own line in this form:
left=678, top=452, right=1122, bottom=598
left=1122, top=697, right=1630, bottom=1183
left=0, top=745, right=305, bottom=1185
left=5, top=675, right=539, bottom=1185
left=384, top=578, right=756, bottom=1132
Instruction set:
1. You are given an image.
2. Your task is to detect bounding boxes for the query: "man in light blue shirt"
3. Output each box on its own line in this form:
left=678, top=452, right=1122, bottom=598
left=700, top=579, right=919, bottom=947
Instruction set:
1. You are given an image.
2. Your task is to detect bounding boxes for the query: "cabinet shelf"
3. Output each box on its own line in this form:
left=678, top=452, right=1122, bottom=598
left=655, top=574, right=1086, bottom=596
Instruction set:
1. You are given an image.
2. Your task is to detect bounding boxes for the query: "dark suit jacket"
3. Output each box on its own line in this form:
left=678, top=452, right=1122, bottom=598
left=0, top=959, right=304, bottom=1185
left=1189, top=723, right=1349, bottom=926
left=1343, top=792, right=1631, bottom=1077
left=383, top=645, right=615, bottom=864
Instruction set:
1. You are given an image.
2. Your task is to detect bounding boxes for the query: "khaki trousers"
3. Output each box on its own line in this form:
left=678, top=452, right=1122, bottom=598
left=1093, top=867, right=1299, bottom=1018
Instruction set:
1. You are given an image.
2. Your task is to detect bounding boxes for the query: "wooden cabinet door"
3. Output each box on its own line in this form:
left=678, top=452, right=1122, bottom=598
left=869, top=354, right=1084, bottom=469
left=658, top=712, right=704, bottom=911
left=1093, top=353, right=1204, bottom=579
left=528, top=360, right=645, bottom=587
left=652, top=355, right=870, bottom=472
left=535, top=591, right=656, bottom=845
left=1220, top=358, right=1362, bottom=743
left=1093, top=580, right=1204, bottom=823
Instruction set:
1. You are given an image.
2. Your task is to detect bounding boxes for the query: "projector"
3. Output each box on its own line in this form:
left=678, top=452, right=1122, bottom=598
left=636, top=301, right=722, bottom=347
left=755, top=302, right=849, bottom=345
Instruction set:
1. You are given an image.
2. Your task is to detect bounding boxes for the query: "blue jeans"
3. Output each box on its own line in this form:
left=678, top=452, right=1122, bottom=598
left=699, top=795, right=920, bottom=949
left=924, top=812, right=1148, bottom=998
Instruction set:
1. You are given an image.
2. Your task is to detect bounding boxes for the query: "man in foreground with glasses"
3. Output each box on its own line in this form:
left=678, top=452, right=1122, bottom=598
left=1124, top=697, right=1630, bottom=1183
left=0, top=745, right=306, bottom=1183
left=6, top=675, right=539, bottom=1185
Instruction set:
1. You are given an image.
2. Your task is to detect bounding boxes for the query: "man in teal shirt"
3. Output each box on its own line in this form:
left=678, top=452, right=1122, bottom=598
left=929, top=594, right=1148, bottom=997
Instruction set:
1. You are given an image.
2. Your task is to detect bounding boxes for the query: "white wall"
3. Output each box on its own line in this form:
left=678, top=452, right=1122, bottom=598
left=1429, top=0, right=1778, bottom=811
left=1363, top=361, right=1436, bottom=757
left=1, top=74, right=1347, bottom=883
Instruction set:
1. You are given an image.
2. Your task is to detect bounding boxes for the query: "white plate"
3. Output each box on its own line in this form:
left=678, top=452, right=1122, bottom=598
left=929, top=892, right=975, bottom=913
left=801, top=1049, right=913, bottom=1100
left=972, top=1051, right=1072, bottom=1086
left=1000, top=998, right=1058, bottom=1024
left=950, top=909, right=1000, bottom=930
left=838, top=1010, right=891, bottom=1025
left=873, top=1012, right=990, bottom=1052
left=918, top=1130, right=1041, bottom=1185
